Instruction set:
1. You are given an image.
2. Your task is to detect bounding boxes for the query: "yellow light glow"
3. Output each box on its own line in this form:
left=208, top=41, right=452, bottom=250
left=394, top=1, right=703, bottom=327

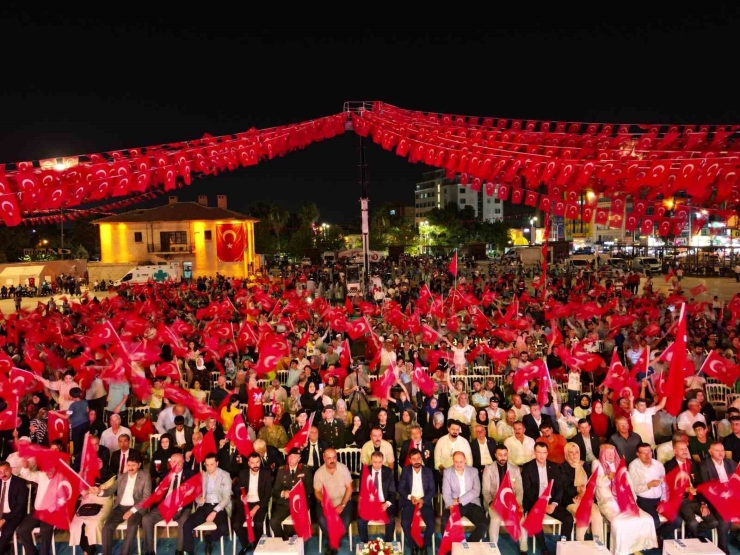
left=116, top=224, right=128, bottom=263
left=100, top=224, right=113, bottom=262
left=664, top=199, right=675, bottom=210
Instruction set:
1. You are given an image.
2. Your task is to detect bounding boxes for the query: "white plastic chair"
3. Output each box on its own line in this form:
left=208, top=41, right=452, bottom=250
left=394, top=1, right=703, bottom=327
left=152, top=520, right=180, bottom=553
left=13, top=527, right=56, bottom=555
left=194, top=519, right=233, bottom=555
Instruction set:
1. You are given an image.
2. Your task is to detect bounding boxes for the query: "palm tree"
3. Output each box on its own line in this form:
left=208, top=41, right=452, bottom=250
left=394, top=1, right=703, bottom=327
left=266, top=204, right=289, bottom=252
left=298, top=203, right=320, bottom=227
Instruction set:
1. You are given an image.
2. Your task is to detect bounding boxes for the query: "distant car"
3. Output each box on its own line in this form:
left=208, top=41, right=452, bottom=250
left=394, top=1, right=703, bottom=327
left=569, top=259, right=591, bottom=269
left=633, top=256, right=662, bottom=274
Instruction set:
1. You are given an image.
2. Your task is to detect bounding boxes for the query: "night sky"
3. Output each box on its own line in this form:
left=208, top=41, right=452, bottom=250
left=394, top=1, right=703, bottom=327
left=2, top=6, right=740, bottom=224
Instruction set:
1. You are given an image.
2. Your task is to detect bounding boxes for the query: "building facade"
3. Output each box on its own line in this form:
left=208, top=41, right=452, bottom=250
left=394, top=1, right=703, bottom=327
left=91, top=195, right=258, bottom=281
left=414, top=170, right=504, bottom=224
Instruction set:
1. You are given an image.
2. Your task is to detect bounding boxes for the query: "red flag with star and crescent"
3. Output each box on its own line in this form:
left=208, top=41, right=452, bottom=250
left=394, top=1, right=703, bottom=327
left=493, top=470, right=522, bottom=541
left=288, top=479, right=312, bottom=540
left=216, top=223, right=245, bottom=262
left=226, top=413, right=254, bottom=456
left=439, top=504, right=465, bottom=555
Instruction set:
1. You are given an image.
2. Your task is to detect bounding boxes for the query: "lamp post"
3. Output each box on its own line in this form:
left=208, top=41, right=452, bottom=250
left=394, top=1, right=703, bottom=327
left=419, top=220, right=429, bottom=254
left=530, top=216, right=538, bottom=245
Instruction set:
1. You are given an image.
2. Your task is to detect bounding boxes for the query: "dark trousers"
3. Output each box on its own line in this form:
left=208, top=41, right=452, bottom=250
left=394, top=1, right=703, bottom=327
left=637, top=496, right=679, bottom=539
left=234, top=501, right=267, bottom=548
left=317, top=500, right=353, bottom=548
left=680, top=500, right=729, bottom=551
left=525, top=505, right=573, bottom=553
left=0, top=513, right=22, bottom=555
left=358, top=506, right=395, bottom=542
left=72, top=423, right=90, bottom=462
left=17, top=515, right=54, bottom=555
left=141, top=505, right=190, bottom=552
left=102, top=505, right=143, bottom=555
left=269, top=501, right=292, bottom=538
left=182, top=504, right=229, bottom=554
left=17, top=509, right=54, bottom=555
left=401, top=504, right=435, bottom=548
left=441, top=503, right=489, bottom=542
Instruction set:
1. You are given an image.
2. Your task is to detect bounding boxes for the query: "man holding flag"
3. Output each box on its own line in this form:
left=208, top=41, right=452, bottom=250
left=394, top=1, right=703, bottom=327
left=357, top=451, right=396, bottom=542
left=313, top=447, right=353, bottom=555
left=233, top=453, right=272, bottom=555
left=270, top=448, right=313, bottom=539
left=141, top=453, right=194, bottom=555
left=398, top=448, right=436, bottom=555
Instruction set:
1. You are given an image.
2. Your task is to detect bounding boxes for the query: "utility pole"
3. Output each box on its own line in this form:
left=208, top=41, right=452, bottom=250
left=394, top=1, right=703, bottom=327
left=60, top=207, right=65, bottom=260
left=359, top=135, right=370, bottom=296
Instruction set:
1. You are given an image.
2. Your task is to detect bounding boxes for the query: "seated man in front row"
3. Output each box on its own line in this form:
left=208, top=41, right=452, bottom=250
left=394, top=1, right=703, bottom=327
left=399, top=448, right=436, bottom=555
left=441, top=451, right=488, bottom=543
left=357, top=451, right=396, bottom=543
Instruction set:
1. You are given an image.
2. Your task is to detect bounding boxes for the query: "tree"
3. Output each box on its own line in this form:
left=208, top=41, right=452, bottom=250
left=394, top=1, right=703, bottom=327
left=298, top=203, right=320, bottom=227
left=266, top=204, right=289, bottom=252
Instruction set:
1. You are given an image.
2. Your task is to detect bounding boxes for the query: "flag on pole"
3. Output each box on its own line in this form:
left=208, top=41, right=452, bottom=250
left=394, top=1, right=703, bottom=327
left=448, top=251, right=458, bottom=277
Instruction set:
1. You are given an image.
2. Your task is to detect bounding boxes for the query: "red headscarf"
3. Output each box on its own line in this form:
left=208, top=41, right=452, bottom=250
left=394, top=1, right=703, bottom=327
left=589, top=399, right=609, bottom=438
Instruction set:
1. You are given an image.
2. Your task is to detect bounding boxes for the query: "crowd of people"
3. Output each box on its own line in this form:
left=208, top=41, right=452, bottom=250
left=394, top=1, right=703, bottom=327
left=0, top=254, right=739, bottom=555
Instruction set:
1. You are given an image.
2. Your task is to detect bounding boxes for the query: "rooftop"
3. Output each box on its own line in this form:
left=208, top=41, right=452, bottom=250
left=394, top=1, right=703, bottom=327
left=92, top=202, right=258, bottom=224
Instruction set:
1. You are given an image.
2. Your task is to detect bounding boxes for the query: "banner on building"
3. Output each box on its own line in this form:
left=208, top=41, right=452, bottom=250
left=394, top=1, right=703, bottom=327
left=216, top=223, right=245, bottom=262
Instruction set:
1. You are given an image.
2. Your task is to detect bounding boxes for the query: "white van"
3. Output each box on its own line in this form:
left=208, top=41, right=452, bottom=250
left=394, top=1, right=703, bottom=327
left=114, top=263, right=182, bottom=286
left=633, top=257, right=662, bottom=274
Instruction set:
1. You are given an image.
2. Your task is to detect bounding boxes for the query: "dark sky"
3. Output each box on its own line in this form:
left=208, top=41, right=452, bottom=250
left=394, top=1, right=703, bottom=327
left=2, top=5, right=740, bottom=224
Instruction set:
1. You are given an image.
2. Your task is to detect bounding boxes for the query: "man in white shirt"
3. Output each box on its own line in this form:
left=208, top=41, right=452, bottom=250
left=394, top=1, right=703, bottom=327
left=677, top=399, right=706, bottom=437
left=628, top=442, right=675, bottom=539
left=434, top=420, right=473, bottom=471
left=448, top=393, right=475, bottom=435
left=357, top=451, right=396, bottom=542
left=631, top=395, right=666, bottom=446
left=99, top=413, right=133, bottom=453
left=504, top=422, right=535, bottom=466
left=441, top=452, right=487, bottom=541
left=233, top=453, right=272, bottom=552
left=155, top=404, right=192, bottom=435
left=94, top=451, right=151, bottom=555
left=510, top=395, right=531, bottom=421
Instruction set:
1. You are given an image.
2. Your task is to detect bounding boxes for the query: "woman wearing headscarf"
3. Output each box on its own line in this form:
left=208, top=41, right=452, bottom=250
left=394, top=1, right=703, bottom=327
left=475, top=409, right=491, bottom=439
left=591, top=444, right=657, bottom=555
left=574, top=394, right=592, bottom=420
left=395, top=409, right=414, bottom=447
left=299, top=381, right=323, bottom=418
left=588, top=399, right=610, bottom=442
left=422, top=411, right=447, bottom=445
left=561, top=442, right=603, bottom=541
left=334, top=399, right=353, bottom=427
left=192, top=356, right=211, bottom=391
left=150, top=433, right=175, bottom=486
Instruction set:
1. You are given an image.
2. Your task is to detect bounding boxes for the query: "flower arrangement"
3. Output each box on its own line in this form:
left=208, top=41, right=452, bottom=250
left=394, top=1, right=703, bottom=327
left=358, top=539, right=403, bottom=555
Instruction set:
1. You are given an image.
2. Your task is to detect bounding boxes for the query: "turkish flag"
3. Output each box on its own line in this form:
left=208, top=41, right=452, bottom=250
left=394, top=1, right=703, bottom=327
left=358, top=465, right=389, bottom=523
left=226, top=413, right=254, bottom=456
left=159, top=472, right=203, bottom=523
left=321, top=485, right=346, bottom=549
left=241, top=488, right=256, bottom=542
left=192, top=429, right=218, bottom=463
left=439, top=504, right=466, bottom=555
left=448, top=251, right=458, bottom=277
left=411, top=506, right=425, bottom=547
left=48, top=410, right=70, bottom=449
left=522, top=480, right=553, bottom=536
left=289, top=480, right=312, bottom=540
left=659, top=464, right=691, bottom=521
left=614, top=457, right=639, bottom=516
left=493, top=471, right=522, bottom=541
left=700, top=350, right=740, bottom=387
left=665, top=305, right=688, bottom=416
left=79, top=433, right=101, bottom=487
left=216, top=223, right=245, bottom=262
left=0, top=393, right=18, bottom=431
left=34, top=459, right=80, bottom=530
left=575, top=467, right=599, bottom=528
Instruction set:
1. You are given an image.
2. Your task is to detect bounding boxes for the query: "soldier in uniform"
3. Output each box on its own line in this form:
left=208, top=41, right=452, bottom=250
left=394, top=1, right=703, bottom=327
left=270, top=448, right=314, bottom=539
left=316, top=404, right=345, bottom=449
left=257, top=412, right=288, bottom=449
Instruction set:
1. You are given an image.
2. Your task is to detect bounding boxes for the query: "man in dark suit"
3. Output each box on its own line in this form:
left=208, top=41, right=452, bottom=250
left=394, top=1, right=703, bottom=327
left=399, top=449, right=436, bottom=555
left=141, top=452, right=194, bottom=555
left=470, top=423, right=497, bottom=475
left=572, top=419, right=601, bottom=463
left=109, top=434, right=134, bottom=477
left=300, top=426, right=327, bottom=469
left=270, top=448, right=314, bottom=539
left=695, top=441, right=734, bottom=554
left=522, top=404, right=556, bottom=441
left=358, top=451, right=397, bottom=542
left=167, top=415, right=194, bottom=452
left=664, top=439, right=719, bottom=544
left=91, top=435, right=112, bottom=483
left=521, top=442, right=573, bottom=555
left=233, top=453, right=272, bottom=555
left=398, top=426, right=434, bottom=469
left=0, top=461, right=29, bottom=555
left=253, top=439, right=284, bottom=481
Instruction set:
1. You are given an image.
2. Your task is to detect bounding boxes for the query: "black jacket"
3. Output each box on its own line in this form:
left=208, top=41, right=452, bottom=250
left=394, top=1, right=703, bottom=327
left=235, top=467, right=272, bottom=509
left=360, top=465, right=396, bottom=507
left=399, top=438, right=435, bottom=469
left=260, top=446, right=285, bottom=479
left=300, top=439, right=328, bottom=468
left=0, top=475, right=29, bottom=525
left=572, top=433, right=601, bottom=463
left=560, top=462, right=592, bottom=506
left=470, top=438, right=498, bottom=472
left=521, top=458, right=564, bottom=512
left=523, top=414, right=557, bottom=441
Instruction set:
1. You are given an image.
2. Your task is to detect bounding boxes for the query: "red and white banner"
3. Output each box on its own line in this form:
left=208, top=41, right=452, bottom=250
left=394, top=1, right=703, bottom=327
left=216, top=223, right=245, bottom=262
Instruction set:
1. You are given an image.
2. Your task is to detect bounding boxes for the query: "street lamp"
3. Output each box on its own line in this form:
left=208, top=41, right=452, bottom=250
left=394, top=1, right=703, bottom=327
left=530, top=217, right=538, bottom=244
left=419, top=220, right=429, bottom=254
